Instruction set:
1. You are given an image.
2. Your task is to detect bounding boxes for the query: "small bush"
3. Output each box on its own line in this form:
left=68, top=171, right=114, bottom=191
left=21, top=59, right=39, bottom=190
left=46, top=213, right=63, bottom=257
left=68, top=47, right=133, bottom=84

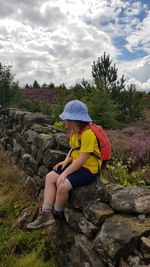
left=104, top=159, right=150, bottom=188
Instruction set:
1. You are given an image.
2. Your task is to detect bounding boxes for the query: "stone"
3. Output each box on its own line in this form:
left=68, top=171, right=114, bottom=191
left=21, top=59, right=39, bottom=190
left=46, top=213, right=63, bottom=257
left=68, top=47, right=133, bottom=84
left=78, top=217, right=99, bottom=238
left=105, top=182, right=124, bottom=197
left=94, top=215, right=150, bottom=266
left=21, top=153, right=38, bottom=175
left=38, top=165, right=49, bottom=178
left=55, top=132, right=69, bottom=149
left=31, top=124, right=50, bottom=133
left=138, top=214, right=146, bottom=223
left=43, top=149, right=66, bottom=169
left=83, top=200, right=114, bottom=226
left=140, top=236, right=150, bottom=262
left=24, top=176, right=38, bottom=198
left=71, top=234, right=106, bottom=267
left=47, top=222, right=74, bottom=253
left=31, top=144, right=37, bottom=158
left=66, top=208, right=98, bottom=238
left=70, top=180, right=106, bottom=210
left=13, top=110, right=28, bottom=123
left=23, top=113, right=53, bottom=128
left=36, top=149, right=44, bottom=164
left=33, top=133, right=55, bottom=149
left=127, top=255, right=140, bottom=266
left=119, top=258, right=129, bottom=267
left=11, top=208, right=31, bottom=230
left=24, top=129, right=37, bottom=143
left=109, top=186, right=150, bottom=214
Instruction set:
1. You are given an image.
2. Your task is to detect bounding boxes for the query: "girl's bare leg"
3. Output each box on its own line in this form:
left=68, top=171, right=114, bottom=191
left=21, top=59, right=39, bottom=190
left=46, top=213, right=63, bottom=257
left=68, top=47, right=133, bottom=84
left=26, top=171, right=59, bottom=230
left=54, top=179, right=72, bottom=210
left=44, top=171, right=59, bottom=205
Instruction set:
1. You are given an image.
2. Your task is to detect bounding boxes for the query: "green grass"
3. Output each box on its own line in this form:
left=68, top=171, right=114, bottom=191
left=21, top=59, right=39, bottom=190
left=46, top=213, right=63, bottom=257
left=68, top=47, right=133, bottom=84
left=1, top=252, right=56, bottom=267
left=0, top=149, right=57, bottom=267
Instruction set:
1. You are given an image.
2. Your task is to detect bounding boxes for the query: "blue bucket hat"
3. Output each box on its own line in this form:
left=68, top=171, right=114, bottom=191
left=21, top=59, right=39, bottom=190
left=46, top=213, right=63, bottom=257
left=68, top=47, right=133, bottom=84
left=59, top=100, right=92, bottom=122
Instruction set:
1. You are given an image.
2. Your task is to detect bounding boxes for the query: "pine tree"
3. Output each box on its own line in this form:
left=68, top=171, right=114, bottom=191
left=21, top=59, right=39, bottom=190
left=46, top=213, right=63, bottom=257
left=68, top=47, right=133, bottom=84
left=120, top=84, right=145, bottom=122
left=92, top=52, right=125, bottom=97
left=82, top=78, right=118, bottom=128
left=33, top=80, right=40, bottom=88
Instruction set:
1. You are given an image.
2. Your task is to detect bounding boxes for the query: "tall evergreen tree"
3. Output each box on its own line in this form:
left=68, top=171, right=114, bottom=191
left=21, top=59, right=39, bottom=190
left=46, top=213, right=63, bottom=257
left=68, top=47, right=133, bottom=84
left=0, top=63, right=14, bottom=108
left=92, top=52, right=125, bottom=97
left=33, top=80, right=40, bottom=88
left=82, top=78, right=118, bottom=128
left=120, top=84, right=145, bottom=122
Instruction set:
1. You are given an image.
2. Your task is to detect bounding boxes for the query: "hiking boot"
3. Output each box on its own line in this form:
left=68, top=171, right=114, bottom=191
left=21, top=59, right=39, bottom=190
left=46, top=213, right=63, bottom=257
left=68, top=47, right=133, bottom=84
left=26, top=208, right=55, bottom=230
left=52, top=208, right=65, bottom=220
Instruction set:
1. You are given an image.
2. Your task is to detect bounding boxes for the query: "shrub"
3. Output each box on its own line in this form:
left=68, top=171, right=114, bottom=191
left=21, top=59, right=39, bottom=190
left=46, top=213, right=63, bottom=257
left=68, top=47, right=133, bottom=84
left=104, top=159, right=150, bottom=188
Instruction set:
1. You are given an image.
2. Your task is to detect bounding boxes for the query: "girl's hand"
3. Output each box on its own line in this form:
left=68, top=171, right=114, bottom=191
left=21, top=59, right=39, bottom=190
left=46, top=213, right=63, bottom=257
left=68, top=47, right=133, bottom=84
left=53, top=161, right=64, bottom=171
left=57, top=173, right=67, bottom=186
left=53, top=157, right=71, bottom=171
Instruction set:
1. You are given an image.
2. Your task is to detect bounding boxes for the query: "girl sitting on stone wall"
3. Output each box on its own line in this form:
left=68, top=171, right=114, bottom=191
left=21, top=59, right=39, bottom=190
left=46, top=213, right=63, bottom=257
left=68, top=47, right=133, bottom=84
left=27, top=100, right=102, bottom=230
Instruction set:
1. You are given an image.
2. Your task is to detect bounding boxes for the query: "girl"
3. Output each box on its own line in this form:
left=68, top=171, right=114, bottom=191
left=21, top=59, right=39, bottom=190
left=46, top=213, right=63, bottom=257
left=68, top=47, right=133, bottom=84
left=27, top=100, right=102, bottom=230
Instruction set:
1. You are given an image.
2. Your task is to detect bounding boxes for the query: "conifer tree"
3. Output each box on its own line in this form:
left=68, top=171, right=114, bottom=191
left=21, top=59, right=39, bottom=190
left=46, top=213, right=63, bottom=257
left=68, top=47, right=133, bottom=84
left=33, top=80, right=40, bottom=88
left=0, top=63, right=14, bottom=108
left=92, top=52, right=125, bottom=95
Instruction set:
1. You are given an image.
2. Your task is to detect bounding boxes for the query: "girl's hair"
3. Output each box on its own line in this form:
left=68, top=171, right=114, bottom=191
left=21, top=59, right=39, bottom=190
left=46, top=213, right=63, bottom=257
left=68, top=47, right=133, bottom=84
left=75, top=120, right=90, bottom=133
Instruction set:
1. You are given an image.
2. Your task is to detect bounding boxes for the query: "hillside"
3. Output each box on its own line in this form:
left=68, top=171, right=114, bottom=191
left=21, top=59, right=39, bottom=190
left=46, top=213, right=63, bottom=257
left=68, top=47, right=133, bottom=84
left=21, top=88, right=58, bottom=104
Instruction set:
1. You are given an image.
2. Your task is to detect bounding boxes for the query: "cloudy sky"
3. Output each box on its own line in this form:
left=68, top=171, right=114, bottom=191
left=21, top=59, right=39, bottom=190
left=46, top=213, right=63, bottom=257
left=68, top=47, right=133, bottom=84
left=0, top=0, right=150, bottom=91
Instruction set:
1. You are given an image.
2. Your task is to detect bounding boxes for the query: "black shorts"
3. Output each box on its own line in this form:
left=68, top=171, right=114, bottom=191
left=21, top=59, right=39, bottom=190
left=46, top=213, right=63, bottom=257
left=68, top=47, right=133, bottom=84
left=53, top=164, right=98, bottom=188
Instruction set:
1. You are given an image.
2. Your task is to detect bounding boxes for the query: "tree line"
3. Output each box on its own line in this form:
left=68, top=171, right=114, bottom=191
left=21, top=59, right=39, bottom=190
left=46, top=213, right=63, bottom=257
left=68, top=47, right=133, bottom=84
left=0, top=53, right=149, bottom=128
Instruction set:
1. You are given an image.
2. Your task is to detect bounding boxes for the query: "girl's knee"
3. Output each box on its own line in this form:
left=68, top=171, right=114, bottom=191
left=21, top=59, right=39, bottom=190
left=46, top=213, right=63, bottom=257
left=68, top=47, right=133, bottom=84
left=45, top=171, right=58, bottom=184
left=57, top=180, right=72, bottom=194
left=45, top=171, right=53, bottom=181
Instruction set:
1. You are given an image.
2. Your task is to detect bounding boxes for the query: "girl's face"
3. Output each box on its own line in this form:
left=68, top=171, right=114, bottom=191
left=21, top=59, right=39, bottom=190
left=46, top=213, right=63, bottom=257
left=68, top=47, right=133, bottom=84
left=64, top=120, right=79, bottom=132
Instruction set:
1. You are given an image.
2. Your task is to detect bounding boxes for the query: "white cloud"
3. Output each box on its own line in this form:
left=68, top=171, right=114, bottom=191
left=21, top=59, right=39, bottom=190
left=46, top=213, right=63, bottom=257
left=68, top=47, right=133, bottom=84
left=118, top=55, right=150, bottom=91
left=126, top=10, right=150, bottom=53
left=0, top=13, right=116, bottom=86
left=0, top=0, right=149, bottom=91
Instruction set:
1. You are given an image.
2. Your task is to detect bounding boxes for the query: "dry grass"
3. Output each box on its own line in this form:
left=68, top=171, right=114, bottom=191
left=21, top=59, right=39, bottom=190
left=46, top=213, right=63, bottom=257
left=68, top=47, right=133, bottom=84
left=0, top=148, right=29, bottom=204
left=0, top=148, right=57, bottom=267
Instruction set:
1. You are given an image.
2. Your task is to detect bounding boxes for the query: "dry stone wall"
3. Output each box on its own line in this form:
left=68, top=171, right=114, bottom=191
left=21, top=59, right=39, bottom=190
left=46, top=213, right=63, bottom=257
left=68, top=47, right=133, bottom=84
left=0, top=108, right=150, bottom=267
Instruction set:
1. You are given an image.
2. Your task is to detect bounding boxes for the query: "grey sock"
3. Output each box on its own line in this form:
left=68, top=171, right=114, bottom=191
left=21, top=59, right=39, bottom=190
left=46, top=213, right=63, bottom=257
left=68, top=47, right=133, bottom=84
left=42, top=203, right=53, bottom=212
left=54, top=205, right=63, bottom=212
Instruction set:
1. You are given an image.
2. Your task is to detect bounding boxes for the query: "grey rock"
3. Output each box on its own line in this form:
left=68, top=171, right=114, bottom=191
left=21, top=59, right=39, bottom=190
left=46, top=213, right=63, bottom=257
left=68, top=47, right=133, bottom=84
left=140, top=236, right=150, bottom=262
left=13, top=140, right=22, bottom=158
left=43, top=149, right=66, bottom=169
left=119, top=258, right=129, bottom=267
left=33, top=133, right=55, bottom=149
left=138, top=214, right=146, bottom=223
left=66, top=209, right=99, bottom=238
left=23, top=113, right=53, bottom=128
left=38, top=165, right=49, bottom=178
left=31, top=145, right=37, bottom=158
left=21, top=153, right=38, bottom=175
left=11, top=208, right=31, bottom=230
left=110, top=186, right=150, bottom=214
left=31, top=124, right=50, bottom=133
left=78, top=217, right=99, bottom=238
left=36, top=149, right=44, bottom=165
left=94, top=215, right=150, bottom=266
left=83, top=200, right=114, bottom=226
left=24, top=129, right=37, bottom=143
left=72, top=234, right=106, bottom=267
left=55, top=132, right=69, bottom=149
left=70, top=180, right=106, bottom=210
left=127, top=255, right=140, bottom=266
left=24, top=176, right=38, bottom=198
